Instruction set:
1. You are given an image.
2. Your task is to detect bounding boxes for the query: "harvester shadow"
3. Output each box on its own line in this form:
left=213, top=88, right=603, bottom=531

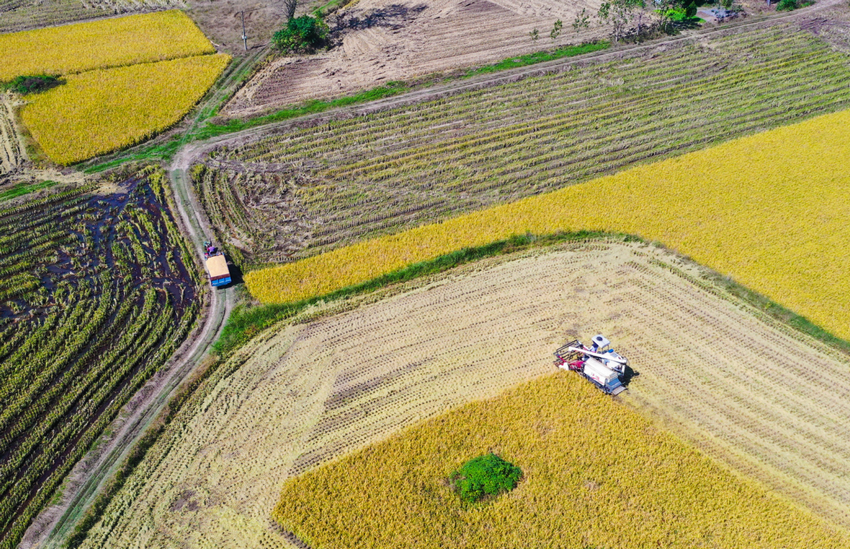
left=621, top=365, right=640, bottom=387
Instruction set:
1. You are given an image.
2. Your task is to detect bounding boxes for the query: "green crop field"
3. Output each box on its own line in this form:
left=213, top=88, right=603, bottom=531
left=201, top=22, right=850, bottom=266
left=0, top=170, right=200, bottom=549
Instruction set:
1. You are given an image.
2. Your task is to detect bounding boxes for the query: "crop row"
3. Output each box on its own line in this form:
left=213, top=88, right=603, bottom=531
left=191, top=164, right=315, bottom=267
left=0, top=170, right=200, bottom=549
left=207, top=24, right=850, bottom=260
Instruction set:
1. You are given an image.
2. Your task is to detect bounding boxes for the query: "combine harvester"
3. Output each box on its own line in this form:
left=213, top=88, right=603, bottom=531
left=203, top=240, right=231, bottom=287
left=554, top=335, right=628, bottom=395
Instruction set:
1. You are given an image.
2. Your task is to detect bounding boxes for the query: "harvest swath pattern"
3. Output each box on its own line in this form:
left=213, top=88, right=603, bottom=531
left=0, top=172, right=200, bottom=549
left=245, top=106, right=850, bottom=345
left=22, top=54, right=230, bottom=165
left=74, top=244, right=850, bottom=548
left=224, top=0, right=605, bottom=116
left=190, top=165, right=311, bottom=266
left=276, top=373, right=847, bottom=549
left=212, top=23, right=850, bottom=261
left=0, top=10, right=210, bottom=81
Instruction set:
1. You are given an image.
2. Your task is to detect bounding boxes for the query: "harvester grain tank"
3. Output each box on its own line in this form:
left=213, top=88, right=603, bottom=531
left=553, top=335, right=628, bottom=395
left=203, top=241, right=231, bottom=287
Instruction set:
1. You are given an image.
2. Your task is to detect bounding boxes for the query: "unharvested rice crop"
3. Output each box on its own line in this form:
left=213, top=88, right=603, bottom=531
left=73, top=244, right=850, bottom=547
left=275, top=373, right=848, bottom=549
left=0, top=10, right=213, bottom=82
left=245, top=108, right=850, bottom=342
left=21, top=54, right=230, bottom=164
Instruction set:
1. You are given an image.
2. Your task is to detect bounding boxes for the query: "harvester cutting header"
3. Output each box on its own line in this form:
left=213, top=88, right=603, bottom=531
left=554, top=335, right=628, bottom=395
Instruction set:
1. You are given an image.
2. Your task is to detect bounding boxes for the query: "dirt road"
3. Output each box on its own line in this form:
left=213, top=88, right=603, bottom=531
left=24, top=160, right=236, bottom=549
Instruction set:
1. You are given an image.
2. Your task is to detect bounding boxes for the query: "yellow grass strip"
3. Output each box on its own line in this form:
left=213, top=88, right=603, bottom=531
left=21, top=54, right=230, bottom=165
left=246, top=109, right=850, bottom=341
left=275, top=373, right=849, bottom=549
left=0, top=10, right=214, bottom=82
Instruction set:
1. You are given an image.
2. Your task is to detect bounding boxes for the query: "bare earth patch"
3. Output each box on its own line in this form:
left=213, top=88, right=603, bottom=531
left=224, top=0, right=606, bottom=117
left=78, top=241, right=850, bottom=548
left=0, top=93, right=25, bottom=178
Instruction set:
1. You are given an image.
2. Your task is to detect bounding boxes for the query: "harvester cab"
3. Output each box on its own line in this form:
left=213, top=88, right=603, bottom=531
left=554, top=334, right=628, bottom=395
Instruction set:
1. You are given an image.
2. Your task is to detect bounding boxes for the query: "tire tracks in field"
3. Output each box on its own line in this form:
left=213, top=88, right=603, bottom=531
left=30, top=1, right=847, bottom=546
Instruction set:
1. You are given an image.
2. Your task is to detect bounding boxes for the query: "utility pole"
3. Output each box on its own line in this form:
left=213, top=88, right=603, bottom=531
left=241, top=11, right=248, bottom=51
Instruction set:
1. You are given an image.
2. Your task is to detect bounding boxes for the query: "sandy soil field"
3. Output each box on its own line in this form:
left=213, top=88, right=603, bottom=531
left=77, top=241, right=850, bottom=548
left=0, top=94, right=25, bottom=177
left=224, top=0, right=605, bottom=117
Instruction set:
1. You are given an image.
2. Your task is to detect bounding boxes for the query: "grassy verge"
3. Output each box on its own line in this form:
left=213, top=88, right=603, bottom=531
left=214, top=231, right=611, bottom=354
left=215, top=230, right=850, bottom=359
left=82, top=140, right=182, bottom=174
left=0, top=180, right=56, bottom=201
left=195, top=81, right=410, bottom=140
left=464, top=41, right=610, bottom=77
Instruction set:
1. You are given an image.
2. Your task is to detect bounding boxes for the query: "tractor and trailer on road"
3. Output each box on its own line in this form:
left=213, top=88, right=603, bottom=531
left=203, top=241, right=231, bottom=288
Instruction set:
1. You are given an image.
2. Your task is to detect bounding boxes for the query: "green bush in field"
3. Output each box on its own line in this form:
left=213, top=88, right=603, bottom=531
left=3, top=74, right=61, bottom=94
left=272, top=16, right=328, bottom=53
left=450, top=453, right=522, bottom=503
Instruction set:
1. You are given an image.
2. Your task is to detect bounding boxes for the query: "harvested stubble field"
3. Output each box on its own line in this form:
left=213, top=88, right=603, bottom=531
left=21, top=54, right=230, bottom=165
left=208, top=22, right=850, bottom=266
left=0, top=10, right=212, bottom=81
left=224, top=0, right=605, bottom=117
left=0, top=169, right=201, bottom=549
left=74, top=243, right=850, bottom=548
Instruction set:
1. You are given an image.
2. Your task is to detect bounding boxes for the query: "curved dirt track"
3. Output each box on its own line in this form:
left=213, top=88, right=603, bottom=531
left=25, top=161, right=236, bottom=549
left=75, top=242, right=850, bottom=548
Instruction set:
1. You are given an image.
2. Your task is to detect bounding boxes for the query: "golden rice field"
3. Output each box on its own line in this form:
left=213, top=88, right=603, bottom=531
left=246, top=109, right=850, bottom=341
left=73, top=243, right=850, bottom=547
left=0, top=10, right=214, bottom=82
left=21, top=54, right=230, bottom=165
left=275, top=373, right=848, bottom=549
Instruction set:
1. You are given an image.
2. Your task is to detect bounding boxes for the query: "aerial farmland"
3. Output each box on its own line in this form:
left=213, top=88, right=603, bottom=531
left=1, top=0, right=850, bottom=548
